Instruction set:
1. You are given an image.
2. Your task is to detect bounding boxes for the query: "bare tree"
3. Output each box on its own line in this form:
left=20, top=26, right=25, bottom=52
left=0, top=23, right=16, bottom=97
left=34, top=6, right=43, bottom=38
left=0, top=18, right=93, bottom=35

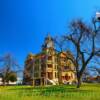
left=63, top=18, right=100, bottom=88
left=53, top=36, right=65, bottom=84
left=53, top=36, right=75, bottom=85
left=23, top=53, right=34, bottom=85
left=95, top=68, right=100, bottom=75
left=89, top=65, right=100, bottom=76
left=0, top=53, right=20, bottom=85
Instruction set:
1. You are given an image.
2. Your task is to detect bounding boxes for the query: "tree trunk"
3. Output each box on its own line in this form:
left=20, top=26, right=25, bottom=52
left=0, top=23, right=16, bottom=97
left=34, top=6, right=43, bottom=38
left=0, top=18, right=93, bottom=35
left=77, top=77, right=81, bottom=88
left=76, top=72, right=82, bottom=88
left=58, top=68, right=62, bottom=85
left=76, top=65, right=87, bottom=88
left=3, top=80, right=6, bottom=86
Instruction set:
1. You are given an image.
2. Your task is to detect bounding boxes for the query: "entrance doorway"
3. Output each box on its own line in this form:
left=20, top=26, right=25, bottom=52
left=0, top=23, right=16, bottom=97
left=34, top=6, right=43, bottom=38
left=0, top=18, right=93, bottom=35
left=34, top=79, right=41, bottom=86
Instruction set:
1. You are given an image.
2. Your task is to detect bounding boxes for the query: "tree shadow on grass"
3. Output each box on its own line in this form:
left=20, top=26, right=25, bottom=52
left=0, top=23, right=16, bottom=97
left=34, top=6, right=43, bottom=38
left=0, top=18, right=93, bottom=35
left=8, top=85, right=91, bottom=94
left=4, top=85, right=94, bottom=98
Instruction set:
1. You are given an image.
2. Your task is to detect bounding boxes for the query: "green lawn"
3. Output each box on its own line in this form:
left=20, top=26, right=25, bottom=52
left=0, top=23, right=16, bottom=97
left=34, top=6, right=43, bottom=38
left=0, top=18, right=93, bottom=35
left=0, top=83, right=100, bottom=100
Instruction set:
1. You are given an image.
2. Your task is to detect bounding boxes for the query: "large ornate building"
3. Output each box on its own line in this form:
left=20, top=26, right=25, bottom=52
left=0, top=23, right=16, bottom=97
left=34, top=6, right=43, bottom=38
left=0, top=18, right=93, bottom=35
left=23, top=35, right=76, bottom=86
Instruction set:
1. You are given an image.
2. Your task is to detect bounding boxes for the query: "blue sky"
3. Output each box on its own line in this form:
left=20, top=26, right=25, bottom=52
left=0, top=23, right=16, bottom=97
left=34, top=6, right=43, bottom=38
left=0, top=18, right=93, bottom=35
left=0, top=0, right=100, bottom=67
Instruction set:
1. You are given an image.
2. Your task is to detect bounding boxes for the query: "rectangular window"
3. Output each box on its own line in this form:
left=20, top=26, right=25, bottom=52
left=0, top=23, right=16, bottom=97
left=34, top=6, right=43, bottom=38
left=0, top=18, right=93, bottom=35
left=54, top=65, right=58, bottom=69
left=55, top=57, right=57, bottom=62
left=55, top=72, right=58, bottom=78
left=41, top=64, right=46, bottom=71
left=48, top=64, right=52, bottom=68
left=35, top=59, right=40, bottom=64
left=47, top=72, right=53, bottom=79
left=48, top=56, right=52, bottom=60
left=41, top=72, right=45, bottom=77
left=34, top=65, right=39, bottom=71
left=34, top=73, right=39, bottom=77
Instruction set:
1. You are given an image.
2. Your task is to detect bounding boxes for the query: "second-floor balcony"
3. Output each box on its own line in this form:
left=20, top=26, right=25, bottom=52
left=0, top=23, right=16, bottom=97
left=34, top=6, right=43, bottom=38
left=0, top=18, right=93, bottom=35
left=46, top=60, right=53, bottom=64
left=61, top=66, right=74, bottom=72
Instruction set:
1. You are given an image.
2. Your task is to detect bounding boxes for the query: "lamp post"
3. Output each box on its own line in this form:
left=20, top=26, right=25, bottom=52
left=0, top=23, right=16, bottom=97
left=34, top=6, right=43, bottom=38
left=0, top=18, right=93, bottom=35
left=92, top=11, right=100, bottom=33
left=96, top=12, right=100, bottom=21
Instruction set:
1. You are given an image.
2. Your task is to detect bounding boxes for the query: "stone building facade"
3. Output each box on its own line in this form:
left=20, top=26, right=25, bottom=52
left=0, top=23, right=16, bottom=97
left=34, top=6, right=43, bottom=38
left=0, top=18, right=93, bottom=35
left=23, top=35, right=76, bottom=86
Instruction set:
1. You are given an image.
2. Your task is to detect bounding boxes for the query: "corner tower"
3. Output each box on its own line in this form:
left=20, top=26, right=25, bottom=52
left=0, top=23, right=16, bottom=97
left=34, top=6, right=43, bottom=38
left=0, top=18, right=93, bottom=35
left=42, top=34, right=54, bottom=50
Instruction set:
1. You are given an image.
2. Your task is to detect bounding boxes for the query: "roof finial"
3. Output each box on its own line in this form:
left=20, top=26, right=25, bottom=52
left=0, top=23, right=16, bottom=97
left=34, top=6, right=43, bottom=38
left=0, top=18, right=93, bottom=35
left=47, top=33, right=51, bottom=39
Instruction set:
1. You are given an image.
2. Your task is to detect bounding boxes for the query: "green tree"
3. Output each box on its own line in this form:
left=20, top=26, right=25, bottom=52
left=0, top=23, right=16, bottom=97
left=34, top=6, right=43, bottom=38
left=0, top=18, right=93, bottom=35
left=0, top=53, right=20, bottom=85
left=7, top=71, right=17, bottom=82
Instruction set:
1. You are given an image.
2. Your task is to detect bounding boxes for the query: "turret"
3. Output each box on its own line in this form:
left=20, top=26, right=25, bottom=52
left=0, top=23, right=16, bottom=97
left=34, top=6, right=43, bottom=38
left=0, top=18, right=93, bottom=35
left=42, top=34, right=54, bottom=50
